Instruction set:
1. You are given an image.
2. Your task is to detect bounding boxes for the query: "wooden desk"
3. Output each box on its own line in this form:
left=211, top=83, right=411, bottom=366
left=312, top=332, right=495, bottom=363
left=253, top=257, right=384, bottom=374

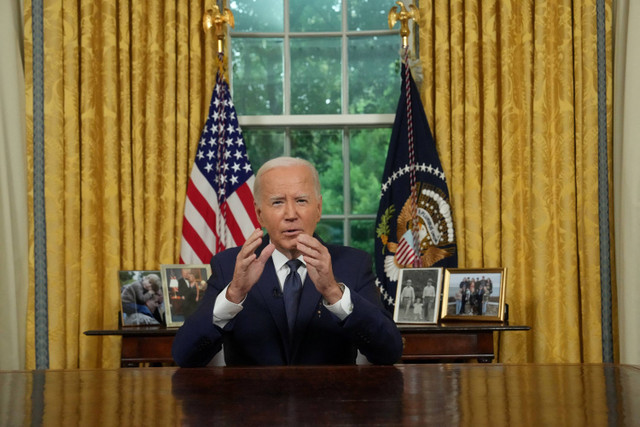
left=85, top=322, right=529, bottom=366
left=2, top=364, right=639, bottom=426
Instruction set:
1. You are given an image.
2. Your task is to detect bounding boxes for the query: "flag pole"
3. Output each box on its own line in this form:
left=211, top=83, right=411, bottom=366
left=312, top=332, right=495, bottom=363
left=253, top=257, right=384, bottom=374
left=389, top=2, right=422, bottom=267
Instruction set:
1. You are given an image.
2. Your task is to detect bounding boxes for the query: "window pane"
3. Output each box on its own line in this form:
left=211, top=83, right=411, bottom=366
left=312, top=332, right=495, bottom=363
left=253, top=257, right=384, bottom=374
left=232, top=38, right=284, bottom=115
left=349, top=128, right=389, bottom=214
left=347, top=0, right=392, bottom=31
left=290, top=129, right=343, bottom=214
left=348, top=35, right=400, bottom=114
left=290, top=0, right=342, bottom=32
left=244, top=129, right=285, bottom=172
left=290, top=38, right=342, bottom=114
left=350, top=219, right=376, bottom=260
left=317, top=219, right=344, bottom=245
left=230, top=0, right=284, bottom=32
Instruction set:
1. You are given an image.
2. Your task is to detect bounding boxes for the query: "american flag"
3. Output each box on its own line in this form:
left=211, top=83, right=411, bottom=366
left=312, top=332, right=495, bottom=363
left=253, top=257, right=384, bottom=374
left=180, top=69, right=260, bottom=264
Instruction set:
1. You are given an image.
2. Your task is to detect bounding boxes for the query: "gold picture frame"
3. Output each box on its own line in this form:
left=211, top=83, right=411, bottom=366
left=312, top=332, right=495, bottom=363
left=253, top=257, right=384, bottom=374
left=161, top=264, right=212, bottom=327
left=441, top=268, right=507, bottom=321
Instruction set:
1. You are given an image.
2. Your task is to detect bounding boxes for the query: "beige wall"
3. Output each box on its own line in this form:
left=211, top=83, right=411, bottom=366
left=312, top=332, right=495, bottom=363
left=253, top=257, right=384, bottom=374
left=614, top=0, right=640, bottom=365
left=0, top=0, right=28, bottom=371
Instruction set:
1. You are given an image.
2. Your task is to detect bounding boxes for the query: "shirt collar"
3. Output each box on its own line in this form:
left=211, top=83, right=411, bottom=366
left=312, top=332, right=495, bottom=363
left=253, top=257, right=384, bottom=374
left=272, top=247, right=306, bottom=272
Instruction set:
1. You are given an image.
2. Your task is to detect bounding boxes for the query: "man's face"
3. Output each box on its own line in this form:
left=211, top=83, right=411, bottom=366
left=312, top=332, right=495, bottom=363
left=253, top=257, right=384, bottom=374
left=255, top=164, right=322, bottom=258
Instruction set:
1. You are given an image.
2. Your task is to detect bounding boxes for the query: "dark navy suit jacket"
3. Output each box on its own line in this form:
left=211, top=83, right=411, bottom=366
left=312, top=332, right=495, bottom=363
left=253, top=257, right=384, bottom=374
left=172, top=239, right=403, bottom=367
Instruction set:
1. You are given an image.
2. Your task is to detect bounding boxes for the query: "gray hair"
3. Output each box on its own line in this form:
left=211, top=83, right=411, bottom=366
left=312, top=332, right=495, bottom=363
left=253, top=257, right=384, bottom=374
left=143, top=274, right=161, bottom=292
left=253, top=157, right=321, bottom=203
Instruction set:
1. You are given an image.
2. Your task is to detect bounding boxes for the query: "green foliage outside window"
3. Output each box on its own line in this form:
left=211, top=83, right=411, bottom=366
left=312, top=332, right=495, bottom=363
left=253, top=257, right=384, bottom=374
left=231, top=0, right=406, bottom=258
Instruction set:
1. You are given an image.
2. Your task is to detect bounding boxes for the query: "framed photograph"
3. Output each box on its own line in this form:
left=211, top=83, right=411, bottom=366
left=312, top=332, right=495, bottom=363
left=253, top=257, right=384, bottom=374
left=118, top=270, right=164, bottom=326
left=441, top=268, right=507, bottom=321
left=393, top=268, right=443, bottom=324
left=161, top=264, right=212, bottom=327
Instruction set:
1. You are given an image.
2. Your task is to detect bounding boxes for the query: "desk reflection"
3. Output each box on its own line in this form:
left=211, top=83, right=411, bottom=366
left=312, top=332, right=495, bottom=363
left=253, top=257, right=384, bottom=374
left=171, top=366, right=405, bottom=426
left=1, top=364, right=639, bottom=426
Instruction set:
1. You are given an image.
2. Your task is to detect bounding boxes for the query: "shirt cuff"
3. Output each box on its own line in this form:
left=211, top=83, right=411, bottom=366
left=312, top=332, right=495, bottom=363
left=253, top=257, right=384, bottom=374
left=323, top=284, right=353, bottom=321
left=213, top=284, right=244, bottom=328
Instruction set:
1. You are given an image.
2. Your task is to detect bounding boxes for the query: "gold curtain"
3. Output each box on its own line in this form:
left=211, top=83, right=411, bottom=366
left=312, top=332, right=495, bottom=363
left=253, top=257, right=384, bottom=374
left=24, top=0, right=614, bottom=368
left=419, top=0, right=614, bottom=362
left=24, top=0, right=220, bottom=369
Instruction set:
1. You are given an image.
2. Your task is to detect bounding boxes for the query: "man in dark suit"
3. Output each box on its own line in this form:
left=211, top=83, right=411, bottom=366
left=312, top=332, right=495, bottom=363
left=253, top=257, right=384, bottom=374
left=172, top=157, right=403, bottom=367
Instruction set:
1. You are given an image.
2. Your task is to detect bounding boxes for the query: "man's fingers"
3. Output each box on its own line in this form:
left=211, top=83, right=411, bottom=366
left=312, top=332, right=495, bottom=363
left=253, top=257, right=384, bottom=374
left=258, top=243, right=276, bottom=264
left=239, top=229, right=264, bottom=257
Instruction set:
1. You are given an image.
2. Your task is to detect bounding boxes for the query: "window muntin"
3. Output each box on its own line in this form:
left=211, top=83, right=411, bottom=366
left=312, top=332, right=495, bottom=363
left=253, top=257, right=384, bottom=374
left=229, top=0, right=412, bottom=256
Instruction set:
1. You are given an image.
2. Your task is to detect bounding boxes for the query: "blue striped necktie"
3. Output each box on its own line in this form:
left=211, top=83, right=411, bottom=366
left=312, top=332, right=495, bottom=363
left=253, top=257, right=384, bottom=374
left=283, top=259, right=303, bottom=334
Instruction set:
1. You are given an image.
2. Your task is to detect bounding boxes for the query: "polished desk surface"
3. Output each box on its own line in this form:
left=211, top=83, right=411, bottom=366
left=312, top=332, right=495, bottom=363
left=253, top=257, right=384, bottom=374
left=84, top=322, right=530, bottom=336
left=2, top=364, right=639, bottom=426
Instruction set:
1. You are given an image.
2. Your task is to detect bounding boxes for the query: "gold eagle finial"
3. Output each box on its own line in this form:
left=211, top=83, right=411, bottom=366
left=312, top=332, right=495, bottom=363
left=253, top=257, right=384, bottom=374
left=388, top=1, right=420, bottom=48
left=203, top=5, right=235, bottom=54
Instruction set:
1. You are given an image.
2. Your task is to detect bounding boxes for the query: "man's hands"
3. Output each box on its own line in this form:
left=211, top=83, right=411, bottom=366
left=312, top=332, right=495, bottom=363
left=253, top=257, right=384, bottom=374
left=227, top=229, right=275, bottom=304
left=227, top=230, right=344, bottom=305
left=296, top=234, right=344, bottom=305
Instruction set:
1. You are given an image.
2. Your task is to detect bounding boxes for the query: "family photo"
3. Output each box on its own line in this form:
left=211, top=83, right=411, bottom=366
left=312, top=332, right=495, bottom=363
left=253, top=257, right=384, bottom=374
left=393, top=268, right=443, bottom=324
left=442, top=269, right=506, bottom=320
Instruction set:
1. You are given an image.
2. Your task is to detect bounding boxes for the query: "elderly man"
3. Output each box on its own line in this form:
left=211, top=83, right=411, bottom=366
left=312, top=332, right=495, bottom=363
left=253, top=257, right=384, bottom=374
left=172, top=157, right=403, bottom=367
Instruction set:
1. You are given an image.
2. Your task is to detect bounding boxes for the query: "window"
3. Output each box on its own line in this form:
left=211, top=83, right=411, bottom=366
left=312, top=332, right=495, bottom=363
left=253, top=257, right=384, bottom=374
left=229, top=0, right=409, bottom=257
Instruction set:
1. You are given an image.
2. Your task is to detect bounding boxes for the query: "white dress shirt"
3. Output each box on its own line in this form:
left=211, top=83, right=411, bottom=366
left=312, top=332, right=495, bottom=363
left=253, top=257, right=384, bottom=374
left=212, top=248, right=353, bottom=328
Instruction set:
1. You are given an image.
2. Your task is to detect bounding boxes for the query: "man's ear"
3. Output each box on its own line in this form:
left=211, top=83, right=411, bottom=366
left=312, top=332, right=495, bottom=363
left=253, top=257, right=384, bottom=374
left=255, top=203, right=264, bottom=227
left=316, top=195, right=323, bottom=218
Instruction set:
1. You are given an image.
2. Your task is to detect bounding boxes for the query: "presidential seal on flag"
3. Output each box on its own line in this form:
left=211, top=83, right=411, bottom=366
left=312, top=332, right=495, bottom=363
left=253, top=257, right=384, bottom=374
left=377, top=178, right=456, bottom=284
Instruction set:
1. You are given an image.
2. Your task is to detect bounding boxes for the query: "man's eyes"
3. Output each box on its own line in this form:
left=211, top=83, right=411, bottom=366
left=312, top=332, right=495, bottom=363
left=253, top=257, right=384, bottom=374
left=270, top=199, right=308, bottom=206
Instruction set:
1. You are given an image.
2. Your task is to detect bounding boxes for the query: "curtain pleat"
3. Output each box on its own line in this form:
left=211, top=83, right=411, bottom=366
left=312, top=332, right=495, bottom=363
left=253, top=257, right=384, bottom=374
left=25, top=0, right=217, bottom=369
left=419, top=0, right=613, bottom=362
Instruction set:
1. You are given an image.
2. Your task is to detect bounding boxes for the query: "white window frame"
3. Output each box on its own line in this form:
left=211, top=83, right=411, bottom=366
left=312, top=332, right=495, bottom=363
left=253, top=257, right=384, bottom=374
left=228, top=0, right=417, bottom=245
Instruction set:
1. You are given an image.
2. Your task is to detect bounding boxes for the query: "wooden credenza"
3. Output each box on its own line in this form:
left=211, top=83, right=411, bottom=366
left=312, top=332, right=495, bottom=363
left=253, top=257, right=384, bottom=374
left=399, top=322, right=529, bottom=363
left=85, top=322, right=529, bottom=366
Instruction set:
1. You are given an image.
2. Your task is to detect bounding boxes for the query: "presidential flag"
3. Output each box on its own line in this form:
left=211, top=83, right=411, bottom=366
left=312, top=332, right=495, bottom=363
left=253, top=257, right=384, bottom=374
left=375, top=60, right=458, bottom=311
left=180, top=68, right=260, bottom=264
